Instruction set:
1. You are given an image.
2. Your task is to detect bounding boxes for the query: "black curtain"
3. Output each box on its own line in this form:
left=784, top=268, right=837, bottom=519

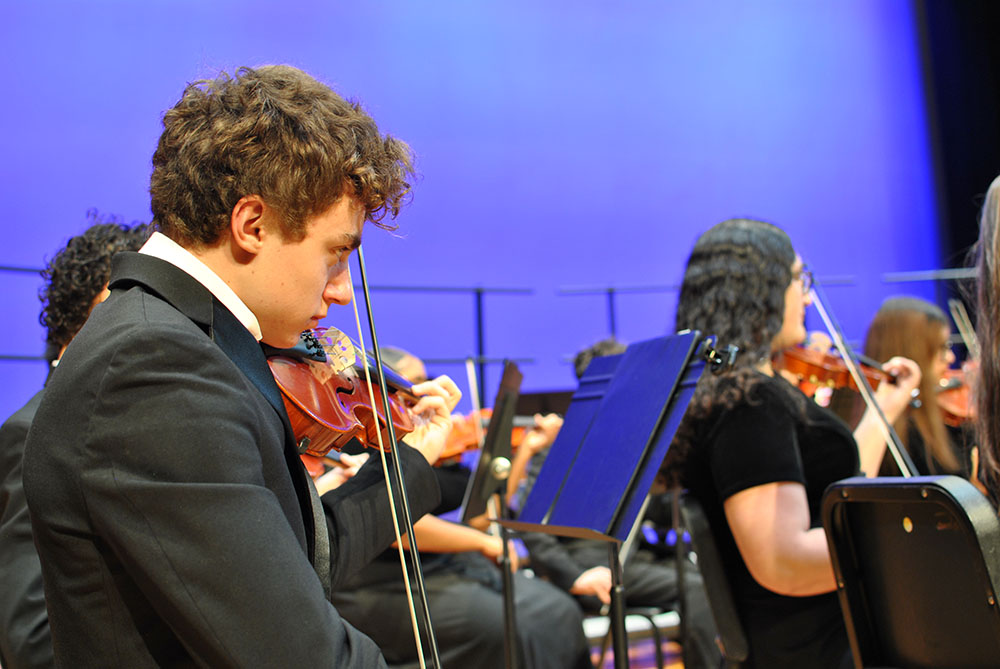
left=917, top=0, right=1000, bottom=267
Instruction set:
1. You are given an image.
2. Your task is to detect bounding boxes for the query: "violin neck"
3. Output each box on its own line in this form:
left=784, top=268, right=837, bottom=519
left=854, top=352, right=885, bottom=372
left=347, top=340, right=417, bottom=398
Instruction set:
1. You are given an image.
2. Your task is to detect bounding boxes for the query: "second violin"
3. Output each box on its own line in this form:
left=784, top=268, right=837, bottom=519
left=438, top=408, right=541, bottom=462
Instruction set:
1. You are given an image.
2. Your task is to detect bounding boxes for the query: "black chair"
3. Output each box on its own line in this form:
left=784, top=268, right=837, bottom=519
left=822, top=475, right=1000, bottom=668
left=588, top=605, right=677, bottom=669
left=679, top=494, right=748, bottom=668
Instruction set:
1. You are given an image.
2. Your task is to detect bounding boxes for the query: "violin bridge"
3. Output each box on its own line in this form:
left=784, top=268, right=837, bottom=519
left=312, top=327, right=356, bottom=374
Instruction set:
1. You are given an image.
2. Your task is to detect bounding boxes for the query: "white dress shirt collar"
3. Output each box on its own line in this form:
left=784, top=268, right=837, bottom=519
left=139, top=231, right=263, bottom=341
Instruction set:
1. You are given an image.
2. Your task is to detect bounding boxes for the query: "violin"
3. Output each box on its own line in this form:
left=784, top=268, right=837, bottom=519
left=937, top=365, right=977, bottom=428
left=265, top=327, right=418, bottom=458
left=774, top=346, right=891, bottom=395
left=439, top=408, right=536, bottom=462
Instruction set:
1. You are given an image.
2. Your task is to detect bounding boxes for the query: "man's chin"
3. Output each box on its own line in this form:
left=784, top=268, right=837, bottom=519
left=260, top=332, right=301, bottom=349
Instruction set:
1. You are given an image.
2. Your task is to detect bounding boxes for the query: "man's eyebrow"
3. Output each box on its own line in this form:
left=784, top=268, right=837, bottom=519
left=336, top=233, right=362, bottom=250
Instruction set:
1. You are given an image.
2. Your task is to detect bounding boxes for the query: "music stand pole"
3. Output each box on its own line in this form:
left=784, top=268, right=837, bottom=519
left=608, top=542, right=629, bottom=669
left=485, top=456, right=518, bottom=669
left=496, top=492, right=519, bottom=669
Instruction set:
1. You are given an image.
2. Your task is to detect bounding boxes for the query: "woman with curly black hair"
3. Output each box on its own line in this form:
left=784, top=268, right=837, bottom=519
left=662, top=218, right=920, bottom=668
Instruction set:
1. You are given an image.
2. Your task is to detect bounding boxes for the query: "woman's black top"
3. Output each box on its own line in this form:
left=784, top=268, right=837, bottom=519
left=682, top=373, right=857, bottom=668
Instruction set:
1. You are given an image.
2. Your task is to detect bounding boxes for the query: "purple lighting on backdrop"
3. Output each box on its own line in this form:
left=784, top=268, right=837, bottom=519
left=0, top=1, right=939, bottom=420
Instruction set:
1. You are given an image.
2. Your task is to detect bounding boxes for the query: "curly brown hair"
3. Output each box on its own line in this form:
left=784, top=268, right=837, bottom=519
left=40, top=212, right=151, bottom=356
left=150, top=65, right=416, bottom=246
left=661, top=218, right=799, bottom=485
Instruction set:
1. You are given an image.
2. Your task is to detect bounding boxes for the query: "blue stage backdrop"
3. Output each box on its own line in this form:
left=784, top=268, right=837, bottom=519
left=0, top=1, right=944, bottom=419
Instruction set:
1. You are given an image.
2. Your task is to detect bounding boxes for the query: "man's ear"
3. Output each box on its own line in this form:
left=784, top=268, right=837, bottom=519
left=230, top=195, right=268, bottom=256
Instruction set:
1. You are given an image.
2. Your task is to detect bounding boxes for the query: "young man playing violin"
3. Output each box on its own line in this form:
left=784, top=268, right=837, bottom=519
left=22, top=65, right=459, bottom=667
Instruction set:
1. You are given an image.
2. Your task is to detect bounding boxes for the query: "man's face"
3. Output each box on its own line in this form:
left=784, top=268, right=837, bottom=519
left=250, top=197, right=363, bottom=348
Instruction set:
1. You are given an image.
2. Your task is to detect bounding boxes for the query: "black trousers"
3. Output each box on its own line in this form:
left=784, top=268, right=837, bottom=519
left=563, top=542, right=720, bottom=669
left=332, top=552, right=594, bottom=669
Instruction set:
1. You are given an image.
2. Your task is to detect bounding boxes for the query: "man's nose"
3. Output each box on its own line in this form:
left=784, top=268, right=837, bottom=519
left=325, top=268, right=353, bottom=306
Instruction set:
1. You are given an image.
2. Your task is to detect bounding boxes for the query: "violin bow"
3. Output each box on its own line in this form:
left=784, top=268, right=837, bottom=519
left=465, top=357, right=487, bottom=447
left=808, top=278, right=917, bottom=478
left=348, top=245, right=442, bottom=669
left=948, top=298, right=981, bottom=361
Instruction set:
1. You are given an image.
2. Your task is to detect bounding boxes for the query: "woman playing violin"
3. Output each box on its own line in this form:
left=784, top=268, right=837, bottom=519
left=661, top=218, right=920, bottom=668
left=854, top=296, right=971, bottom=477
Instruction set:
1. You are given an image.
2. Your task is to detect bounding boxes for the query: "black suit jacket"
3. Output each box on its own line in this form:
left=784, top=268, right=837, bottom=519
left=0, top=389, right=52, bottom=668
left=23, top=252, right=440, bottom=667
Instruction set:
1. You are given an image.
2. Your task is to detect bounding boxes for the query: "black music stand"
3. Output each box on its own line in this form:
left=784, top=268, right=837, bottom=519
left=460, top=360, right=523, bottom=524
left=501, top=331, right=714, bottom=668
left=459, top=360, right=523, bottom=669
left=822, top=475, right=1000, bottom=668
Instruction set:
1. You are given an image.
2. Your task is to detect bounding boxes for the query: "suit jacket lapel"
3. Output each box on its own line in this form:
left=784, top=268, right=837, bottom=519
left=109, top=253, right=295, bottom=440
left=210, top=303, right=331, bottom=594
left=209, top=301, right=294, bottom=437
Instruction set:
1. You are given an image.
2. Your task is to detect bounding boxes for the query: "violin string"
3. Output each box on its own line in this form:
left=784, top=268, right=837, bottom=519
left=351, top=246, right=441, bottom=668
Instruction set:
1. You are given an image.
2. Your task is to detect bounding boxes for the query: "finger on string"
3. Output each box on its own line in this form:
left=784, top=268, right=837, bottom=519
left=431, top=374, right=461, bottom=397
left=409, top=395, right=449, bottom=420
left=409, top=381, right=443, bottom=398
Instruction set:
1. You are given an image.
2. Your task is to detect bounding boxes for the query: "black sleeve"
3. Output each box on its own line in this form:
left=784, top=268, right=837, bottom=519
left=432, top=463, right=471, bottom=515
left=707, top=388, right=805, bottom=501
left=513, top=448, right=586, bottom=592
left=0, top=392, right=52, bottom=669
left=521, top=531, right=587, bottom=592
left=321, top=441, right=442, bottom=590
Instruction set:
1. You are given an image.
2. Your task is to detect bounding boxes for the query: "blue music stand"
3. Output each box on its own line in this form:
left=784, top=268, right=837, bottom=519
left=502, top=331, right=718, bottom=668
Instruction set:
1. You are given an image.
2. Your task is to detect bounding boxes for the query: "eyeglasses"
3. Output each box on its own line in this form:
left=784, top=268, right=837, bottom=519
left=793, top=267, right=814, bottom=294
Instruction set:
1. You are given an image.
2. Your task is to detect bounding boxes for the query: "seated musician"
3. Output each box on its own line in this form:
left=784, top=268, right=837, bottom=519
left=509, top=337, right=720, bottom=669
left=660, top=218, right=920, bottom=668
left=327, top=347, right=593, bottom=669
left=22, top=65, right=459, bottom=667
left=828, top=296, right=972, bottom=477
left=0, top=214, right=150, bottom=668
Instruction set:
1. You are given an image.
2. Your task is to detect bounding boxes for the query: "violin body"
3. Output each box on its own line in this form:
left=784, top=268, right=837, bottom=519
left=775, top=346, right=889, bottom=394
left=938, top=366, right=976, bottom=428
left=439, top=408, right=536, bottom=462
left=266, top=329, right=417, bottom=457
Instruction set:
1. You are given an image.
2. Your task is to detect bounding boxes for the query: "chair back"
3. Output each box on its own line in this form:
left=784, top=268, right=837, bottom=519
left=679, top=494, right=748, bottom=666
left=822, top=475, right=1000, bottom=668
